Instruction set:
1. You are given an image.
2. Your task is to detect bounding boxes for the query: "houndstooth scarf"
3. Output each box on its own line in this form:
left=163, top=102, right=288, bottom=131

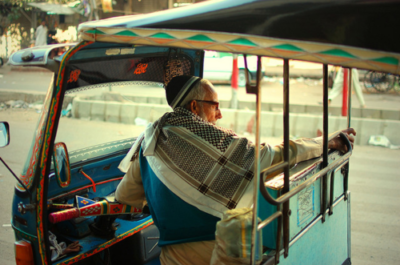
left=119, top=107, right=274, bottom=218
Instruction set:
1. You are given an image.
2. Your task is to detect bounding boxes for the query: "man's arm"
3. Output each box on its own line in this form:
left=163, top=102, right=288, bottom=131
left=272, top=137, right=323, bottom=167
left=115, top=156, right=147, bottom=208
left=271, top=128, right=356, bottom=167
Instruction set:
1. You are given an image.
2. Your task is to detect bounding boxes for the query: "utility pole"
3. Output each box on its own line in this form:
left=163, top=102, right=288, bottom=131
left=231, top=54, right=239, bottom=109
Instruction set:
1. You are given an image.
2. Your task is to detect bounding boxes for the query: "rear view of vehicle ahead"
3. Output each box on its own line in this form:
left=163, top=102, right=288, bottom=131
left=3, top=0, right=400, bottom=265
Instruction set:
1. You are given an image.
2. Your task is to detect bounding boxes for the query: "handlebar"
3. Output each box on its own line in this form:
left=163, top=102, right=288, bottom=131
left=48, top=201, right=142, bottom=224
left=49, top=208, right=80, bottom=223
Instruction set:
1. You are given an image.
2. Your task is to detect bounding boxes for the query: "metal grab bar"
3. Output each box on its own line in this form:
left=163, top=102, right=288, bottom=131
left=259, top=131, right=352, bottom=206
left=261, top=161, right=289, bottom=178
left=258, top=211, right=282, bottom=230
left=258, top=210, right=283, bottom=264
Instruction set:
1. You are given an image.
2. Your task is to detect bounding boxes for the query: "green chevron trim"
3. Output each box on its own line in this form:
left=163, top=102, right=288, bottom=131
left=115, top=30, right=138, bottom=37
left=150, top=33, right=176, bottom=39
left=228, top=38, right=257, bottom=46
left=187, top=34, right=215, bottom=42
left=319, top=49, right=356, bottom=58
left=272, top=44, right=304, bottom=52
left=371, top=57, right=398, bottom=65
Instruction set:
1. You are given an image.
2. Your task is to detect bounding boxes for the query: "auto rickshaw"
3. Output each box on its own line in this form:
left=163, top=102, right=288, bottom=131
left=2, top=0, right=400, bottom=264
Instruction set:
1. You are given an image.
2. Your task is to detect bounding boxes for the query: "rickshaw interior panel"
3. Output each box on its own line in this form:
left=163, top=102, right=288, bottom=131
left=64, top=44, right=202, bottom=91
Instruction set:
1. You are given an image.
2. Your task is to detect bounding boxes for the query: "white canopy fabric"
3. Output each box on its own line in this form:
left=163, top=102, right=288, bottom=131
left=28, top=3, right=76, bottom=15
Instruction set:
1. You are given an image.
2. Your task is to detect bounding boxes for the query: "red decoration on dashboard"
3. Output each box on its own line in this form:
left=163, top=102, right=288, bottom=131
left=134, top=63, right=148, bottom=74
left=67, top=69, right=81, bottom=83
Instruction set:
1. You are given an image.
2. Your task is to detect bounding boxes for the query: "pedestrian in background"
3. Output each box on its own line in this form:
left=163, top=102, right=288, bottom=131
left=35, top=21, right=48, bottom=47
left=328, top=67, right=366, bottom=108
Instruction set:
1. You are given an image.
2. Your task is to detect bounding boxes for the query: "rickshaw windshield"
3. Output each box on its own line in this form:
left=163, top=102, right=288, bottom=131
left=55, top=81, right=165, bottom=164
left=17, top=75, right=55, bottom=190
left=51, top=43, right=202, bottom=164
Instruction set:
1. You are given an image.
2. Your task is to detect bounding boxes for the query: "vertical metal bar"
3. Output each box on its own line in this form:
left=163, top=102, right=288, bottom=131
left=342, top=68, right=349, bottom=116
left=329, top=171, right=335, bottom=215
left=344, top=69, right=351, bottom=201
left=250, top=56, right=262, bottom=265
left=283, top=59, right=290, bottom=258
left=347, top=69, right=352, bottom=128
left=275, top=202, right=282, bottom=264
left=343, top=163, right=350, bottom=201
left=347, top=191, right=352, bottom=259
left=321, top=64, right=329, bottom=223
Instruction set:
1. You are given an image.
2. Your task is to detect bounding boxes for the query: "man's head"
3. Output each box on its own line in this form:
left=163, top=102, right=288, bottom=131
left=166, top=76, right=222, bottom=124
left=41, top=21, right=46, bottom=26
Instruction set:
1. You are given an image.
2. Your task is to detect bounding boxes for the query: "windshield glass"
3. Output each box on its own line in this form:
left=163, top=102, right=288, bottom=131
left=55, top=81, right=167, bottom=163
left=17, top=75, right=55, bottom=189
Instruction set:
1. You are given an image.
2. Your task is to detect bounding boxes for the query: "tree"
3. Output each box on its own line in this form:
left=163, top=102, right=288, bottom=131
left=0, top=1, right=35, bottom=55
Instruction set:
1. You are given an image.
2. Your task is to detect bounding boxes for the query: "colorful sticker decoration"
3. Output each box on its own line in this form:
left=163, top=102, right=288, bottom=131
left=67, top=69, right=81, bottom=83
left=134, top=63, right=148, bottom=74
left=76, top=196, right=96, bottom=208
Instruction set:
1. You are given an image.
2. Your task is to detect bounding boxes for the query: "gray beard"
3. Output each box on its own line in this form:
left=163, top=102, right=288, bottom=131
left=198, top=110, right=216, bottom=125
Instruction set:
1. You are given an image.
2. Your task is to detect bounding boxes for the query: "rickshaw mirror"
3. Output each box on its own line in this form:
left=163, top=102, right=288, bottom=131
left=0, top=121, right=32, bottom=200
left=21, top=50, right=34, bottom=62
left=0, top=122, right=10, bottom=148
left=52, top=142, right=71, bottom=188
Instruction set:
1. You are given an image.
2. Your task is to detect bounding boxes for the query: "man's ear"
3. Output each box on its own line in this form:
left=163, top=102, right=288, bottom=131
left=189, top=100, right=198, bottom=114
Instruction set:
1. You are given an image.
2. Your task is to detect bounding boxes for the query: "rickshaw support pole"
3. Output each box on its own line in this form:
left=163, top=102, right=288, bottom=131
left=321, top=64, right=329, bottom=223
left=283, top=59, right=290, bottom=258
left=250, top=56, right=262, bottom=265
left=342, top=68, right=349, bottom=116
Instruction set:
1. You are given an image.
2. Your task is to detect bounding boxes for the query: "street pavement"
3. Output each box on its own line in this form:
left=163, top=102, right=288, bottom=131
left=0, top=65, right=400, bottom=265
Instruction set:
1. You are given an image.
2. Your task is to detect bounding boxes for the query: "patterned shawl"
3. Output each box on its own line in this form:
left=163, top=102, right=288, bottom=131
left=119, top=107, right=274, bottom=218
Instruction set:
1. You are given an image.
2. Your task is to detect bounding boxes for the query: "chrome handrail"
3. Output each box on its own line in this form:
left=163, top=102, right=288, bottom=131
left=259, top=131, right=352, bottom=206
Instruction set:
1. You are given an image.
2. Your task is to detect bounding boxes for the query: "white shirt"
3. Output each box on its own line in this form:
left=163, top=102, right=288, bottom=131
left=35, top=25, right=48, bottom=46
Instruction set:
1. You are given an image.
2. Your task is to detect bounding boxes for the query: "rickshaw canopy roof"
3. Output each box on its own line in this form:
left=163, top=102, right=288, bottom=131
left=79, top=0, right=400, bottom=54
left=78, top=0, right=400, bottom=75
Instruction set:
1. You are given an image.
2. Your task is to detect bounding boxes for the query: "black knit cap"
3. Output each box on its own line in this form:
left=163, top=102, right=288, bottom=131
left=166, top=75, right=201, bottom=109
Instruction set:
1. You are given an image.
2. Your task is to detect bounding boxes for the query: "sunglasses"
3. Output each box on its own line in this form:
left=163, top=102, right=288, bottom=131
left=195, top=100, right=220, bottom=110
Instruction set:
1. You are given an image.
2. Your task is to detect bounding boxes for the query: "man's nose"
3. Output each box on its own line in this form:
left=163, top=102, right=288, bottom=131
left=216, top=109, right=222, bottom=120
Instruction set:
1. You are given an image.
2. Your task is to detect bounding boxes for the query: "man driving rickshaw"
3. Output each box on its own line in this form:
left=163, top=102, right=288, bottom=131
left=115, top=75, right=355, bottom=264
left=2, top=1, right=399, bottom=265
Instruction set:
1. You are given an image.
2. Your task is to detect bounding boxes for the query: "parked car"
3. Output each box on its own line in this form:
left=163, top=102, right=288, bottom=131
left=203, top=51, right=264, bottom=86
